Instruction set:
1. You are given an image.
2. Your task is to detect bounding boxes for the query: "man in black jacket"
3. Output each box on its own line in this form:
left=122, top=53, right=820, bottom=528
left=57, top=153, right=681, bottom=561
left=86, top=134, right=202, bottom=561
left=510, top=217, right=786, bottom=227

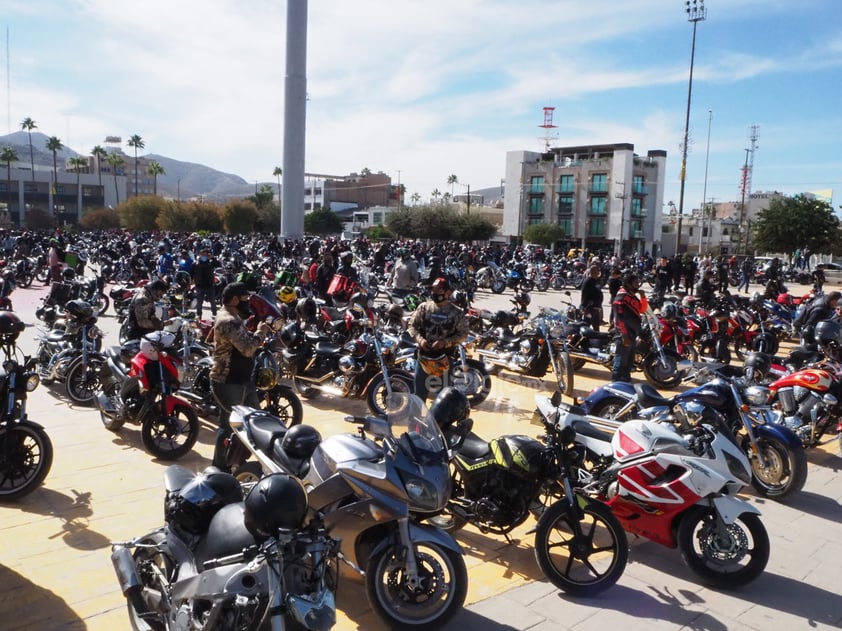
left=192, top=246, right=218, bottom=319
left=579, top=264, right=604, bottom=331
left=798, top=291, right=841, bottom=347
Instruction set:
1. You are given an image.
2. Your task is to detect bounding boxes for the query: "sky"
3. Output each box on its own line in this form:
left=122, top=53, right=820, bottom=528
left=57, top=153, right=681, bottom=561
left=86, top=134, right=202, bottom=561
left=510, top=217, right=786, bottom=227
left=3, top=0, right=841, bottom=214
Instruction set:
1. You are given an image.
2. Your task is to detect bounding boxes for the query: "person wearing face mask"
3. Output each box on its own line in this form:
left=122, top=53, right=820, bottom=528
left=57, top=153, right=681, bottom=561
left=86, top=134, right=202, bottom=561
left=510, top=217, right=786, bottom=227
left=193, top=246, right=219, bottom=318
left=407, top=277, right=469, bottom=400
left=124, top=279, right=168, bottom=341
left=209, top=282, right=270, bottom=469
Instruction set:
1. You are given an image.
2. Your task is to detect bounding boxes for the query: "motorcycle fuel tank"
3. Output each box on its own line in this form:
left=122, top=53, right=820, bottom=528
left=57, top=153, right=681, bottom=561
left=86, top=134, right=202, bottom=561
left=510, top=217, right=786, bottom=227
left=769, top=368, right=832, bottom=392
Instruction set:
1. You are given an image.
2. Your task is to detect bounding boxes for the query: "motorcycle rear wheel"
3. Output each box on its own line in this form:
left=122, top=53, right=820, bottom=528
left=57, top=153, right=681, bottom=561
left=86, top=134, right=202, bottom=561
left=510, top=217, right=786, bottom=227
left=366, top=540, right=467, bottom=630
left=258, top=384, right=304, bottom=426
left=141, top=403, right=200, bottom=460
left=366, top=372, right=414, bottom=417
left=677, top=506, right=769, bottom=588
left=533, top=497, right=628, bottom=596
left=748, top=436, right=808, bottom=501
left=448, top=359, right=491, bottom=406
left=0, top=422, right=54, bottom=500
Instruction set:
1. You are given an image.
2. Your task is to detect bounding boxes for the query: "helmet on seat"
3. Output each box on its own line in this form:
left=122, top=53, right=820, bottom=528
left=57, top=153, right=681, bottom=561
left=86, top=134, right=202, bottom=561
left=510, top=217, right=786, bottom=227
left=0, top=311, right=25, bottom=342
left=295, top=297, right=318, bottom=324
left=62, top=267, right=76, bottom=282
left=743, top=351, right=772, bottom=383
left=281, top=424, right=322, bottom=459
left=243, top=472, right=308, bottom=539
left=65, top=299, right=93, bottom=320
left=428, top=387, right=470, bottom=431
left=165, top=466, right=243, bottom=535
left=276, top=285, right=297, bottom=305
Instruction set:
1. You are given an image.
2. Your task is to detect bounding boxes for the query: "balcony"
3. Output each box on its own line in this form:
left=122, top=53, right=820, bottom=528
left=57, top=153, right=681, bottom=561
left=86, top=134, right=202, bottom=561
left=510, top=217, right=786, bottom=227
left=588, top=183, right=608, bottom=193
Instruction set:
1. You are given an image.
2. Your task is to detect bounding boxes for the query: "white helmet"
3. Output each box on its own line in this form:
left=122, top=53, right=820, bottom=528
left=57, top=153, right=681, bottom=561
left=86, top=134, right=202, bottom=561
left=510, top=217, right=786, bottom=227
left=140, top=330, right=176, bottom=360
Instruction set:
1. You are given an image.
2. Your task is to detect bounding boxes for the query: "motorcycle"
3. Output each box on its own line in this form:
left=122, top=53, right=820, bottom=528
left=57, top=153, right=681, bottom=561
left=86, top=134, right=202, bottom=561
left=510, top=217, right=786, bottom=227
left=225, top=393, right=469, bottom=629
left=536, top=392, right=770, bottom=588
left=474, top=260, right=507, bottom=294
left=430, top=389, right=628, bottom=595
left=94, top=330, right=200, bottom=460
left=0, top=313, right=53, bottom=500
left=473, top=306, right=574, bottom=396
left=35, top=299, right=104, bottom=393
left=111, top=464, right=340, bottom=631
left=578, top=358, right=808, bottom=500
left=279, top=320, right=415, bottom=416
left=13, top=256, right=36, bottom=288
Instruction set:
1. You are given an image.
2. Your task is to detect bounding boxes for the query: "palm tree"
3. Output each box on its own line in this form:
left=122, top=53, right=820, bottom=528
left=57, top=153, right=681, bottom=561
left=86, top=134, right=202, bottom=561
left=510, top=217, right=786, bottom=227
left=146, top=161, right=165, bottom=196
left=91, top=145, right=107, bottom=190
left=1, top=146, right=19, bottom=224
left=442, top=192, right=452, bottom=205
left=447, top=174, right=458, bottom=198
left=68, top=156, right=88, bottom=220
left=431, top=188, right=441, bottom=205
left=273, top=166, right=282, bottom=203
left=410, top=192, right=421, bottom=206
left=107, top=152, right=125, bottom=204
left=20, top=117, right=37, bottom=182
left=127, top=134, right=145, bottom=197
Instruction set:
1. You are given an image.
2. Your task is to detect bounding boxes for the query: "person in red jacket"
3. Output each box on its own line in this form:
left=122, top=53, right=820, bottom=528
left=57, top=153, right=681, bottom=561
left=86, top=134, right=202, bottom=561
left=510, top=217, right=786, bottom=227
left=611, top=272, right=644, bottom=382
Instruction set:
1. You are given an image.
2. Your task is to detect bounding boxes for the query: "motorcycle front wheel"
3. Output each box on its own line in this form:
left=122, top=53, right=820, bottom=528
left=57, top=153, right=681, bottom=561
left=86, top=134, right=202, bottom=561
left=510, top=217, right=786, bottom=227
left=677, top=506, right=769, bottom=588
left=448, top=358, right=491, bottom=406
left=141, top=403, right=200, bottom=460
left=366, top=372, right=414, bottom=416
left=258, top=384, right=304, bottom=426
left=551, top=349, right=574, bottom=397
left=0, top=421, right=54, bottom=500
left=93, top=292, right=110, bottom=316
left=65, top=356, right=107, bottom=406
left=748, top=436, right=808, bottom=501
left=491, top=278, right=506, bottom=294
left=641, top=350, right=685, bottom=389
left=366, top=540, right=468, bottom=630
left=533, top=497, right=628, bottom=596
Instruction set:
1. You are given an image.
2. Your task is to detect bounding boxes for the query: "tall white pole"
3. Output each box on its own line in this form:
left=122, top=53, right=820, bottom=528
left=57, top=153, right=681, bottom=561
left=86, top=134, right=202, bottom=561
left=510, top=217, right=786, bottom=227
left=281, top=0, right=308, bottom=238
left=699, top=109, right=712, bottom=255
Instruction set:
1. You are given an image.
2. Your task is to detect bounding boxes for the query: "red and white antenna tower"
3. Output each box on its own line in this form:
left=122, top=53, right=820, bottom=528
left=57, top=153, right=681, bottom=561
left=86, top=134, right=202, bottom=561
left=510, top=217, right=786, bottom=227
left=538, top=106, right=559, bottom=151
left=739, top=124, right=760, bottom=200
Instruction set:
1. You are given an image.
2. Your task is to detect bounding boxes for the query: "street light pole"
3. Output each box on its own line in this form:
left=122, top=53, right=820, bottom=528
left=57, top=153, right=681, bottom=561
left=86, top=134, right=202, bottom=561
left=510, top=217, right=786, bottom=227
left=674, top=0, right=707, bottom=257
left=699, top=109, right=712, bottom=255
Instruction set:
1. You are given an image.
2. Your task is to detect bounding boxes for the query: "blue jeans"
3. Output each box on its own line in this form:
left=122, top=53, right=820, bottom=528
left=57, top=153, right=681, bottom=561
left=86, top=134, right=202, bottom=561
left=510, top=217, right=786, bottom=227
left=195, top=285, right=217, bottom=318
left=611, top=338, right=634, bottom=383
left=210, top=381, right=259, bottom=468
left=738, top=272, right=751, bottom=293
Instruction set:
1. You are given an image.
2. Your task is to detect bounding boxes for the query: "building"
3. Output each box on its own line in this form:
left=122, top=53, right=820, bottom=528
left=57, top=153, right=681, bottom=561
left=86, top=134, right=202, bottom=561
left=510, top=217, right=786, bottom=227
left=303, top=171, right=398, bottom=213
left=503, top=143, right=667, bottom=256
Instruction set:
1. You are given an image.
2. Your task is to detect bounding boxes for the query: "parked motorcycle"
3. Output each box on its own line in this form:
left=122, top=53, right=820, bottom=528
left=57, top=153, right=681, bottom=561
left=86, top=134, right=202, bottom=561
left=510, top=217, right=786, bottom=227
left=536, top=393, right=770, bottom=587
left=111, top=464, right=340, bottom=630
left=95, top=331, right=200, bottom=460
left=474, top=260, right=507, bottom=294
left=0, top=312, right=53, bottom=500
left=431, top=388, right=627, bottom=595
left=226, top=393, right=469, bottom=629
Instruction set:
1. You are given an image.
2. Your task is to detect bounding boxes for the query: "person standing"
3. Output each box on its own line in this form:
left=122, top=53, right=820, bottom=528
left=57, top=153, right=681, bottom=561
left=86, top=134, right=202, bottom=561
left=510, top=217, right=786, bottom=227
left=407, top=277, right=469, bottom=400
left=611, top=273, right=644, bottom=383
left=125, top=279, right=167, bottom=341
left=391, top=248, right=420, bottom=293
left=738, top=256, right=754, bottom=294
left=209, top=282, right=270, bottom=469
left=606, top=267, right=623, bottom=328
left=192, top=246, right=218, bottom=319
left=579, top=264, right=604, bottom=331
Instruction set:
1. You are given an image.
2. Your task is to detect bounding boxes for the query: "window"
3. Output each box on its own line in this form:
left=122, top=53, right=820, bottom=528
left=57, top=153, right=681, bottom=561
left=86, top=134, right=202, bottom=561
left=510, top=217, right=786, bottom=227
left=588, top=218, right=605, bottom=236
left=631, top=220, right=643, bottom=236
left=559, top=174, right=574, bottom=193
left=590, top=173, right=607, bottom=193
left=528, top=197, right=544, bottom=215
left=589, top=196, right=607, bottom=215
left=632, top=175, right=646, bottom=195
left=527, top=216, right=543, bottom=226
left=372, top=212, right=383, bottom=224
left=24, top=183, right=37, bottom=193
left=56, top=185, right=66, bottom=194
left=558, top=194, right=573, bottom=215
left=530, top=175, right=544, bottom=194
left=631, top=197, right=644, bottom=217
left=0, top=184, right=6, bottom=193
left=304, top=187, right=312, bottom=196
left=558, top=218, right=572, bottom=235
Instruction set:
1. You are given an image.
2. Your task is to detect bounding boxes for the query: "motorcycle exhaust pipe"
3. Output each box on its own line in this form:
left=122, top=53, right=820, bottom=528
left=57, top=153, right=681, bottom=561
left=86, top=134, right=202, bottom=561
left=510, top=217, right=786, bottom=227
left=110, top=545, right=141, bottom=595
left=95, top=392, right=119, bottom=417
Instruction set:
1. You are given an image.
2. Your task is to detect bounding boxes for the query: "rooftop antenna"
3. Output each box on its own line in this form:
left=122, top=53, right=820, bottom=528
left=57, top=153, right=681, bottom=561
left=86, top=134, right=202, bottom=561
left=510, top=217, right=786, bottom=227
left=538, top=106, right=559, bottom=151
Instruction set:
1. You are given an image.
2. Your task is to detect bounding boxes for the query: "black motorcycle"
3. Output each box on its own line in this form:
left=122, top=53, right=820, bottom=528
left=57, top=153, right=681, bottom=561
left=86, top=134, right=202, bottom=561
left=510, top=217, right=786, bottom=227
left=0, top=313, right=53, bottom=500
left=111, top=465, right=340, bottom=630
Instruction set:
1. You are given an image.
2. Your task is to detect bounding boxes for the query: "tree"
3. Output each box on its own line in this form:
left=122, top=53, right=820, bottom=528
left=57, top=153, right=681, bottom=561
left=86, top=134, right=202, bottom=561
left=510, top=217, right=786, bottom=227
left=127, top=134, right=145, bottom=197
left=249, top=183, right=275, bottom=212
left=367, top=224, right=391, bottom=240
left=145, top=161, right=165, bottom=196
left=45, top=136, right=63, bottom=223
left=410, top=192, right=421, bottom=206
left=80, top=207, right=121, bottom=230
left=156, top=200, right=196, bottom=231
left=20, top=117, right=37, bottom=182
left=431, top=188, right=441, bottom=205
left=453, top=213, right=498, bottom=242
left=189, top=201, right=224, bottom=232
left=1, top=146, right=18, bottom=223
left=385, top=204, right=496, bottom=241
left=304, top=207, right=344, bottom=235
left=91, top=145, right=107, bottom=190
left=360, top=167, right=372, bottom=176
left=273, top=166, right=282, bottom=202
left=222, top=199, right=259, bottom=234
left=106, top=152, right=125, bottom=204
left=68, top=156, right=89, bottom=218
left=447, top=174, right=458, bottom=198
left=523, top=223, right=567, bottom=247
left=751, top=195, right=841, bottom=256
left=118, top=195, right=166, bottom=231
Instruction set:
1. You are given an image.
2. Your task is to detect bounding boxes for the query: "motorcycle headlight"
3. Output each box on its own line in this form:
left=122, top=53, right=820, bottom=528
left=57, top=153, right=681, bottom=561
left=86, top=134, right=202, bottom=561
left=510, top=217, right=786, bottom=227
left=26, top=373, right=40, bottom=392
left=402, top=475, right=442, bottom=511
left=744, top=385, right=770, bottom=407
left=520, top=339, right=533, bottom=352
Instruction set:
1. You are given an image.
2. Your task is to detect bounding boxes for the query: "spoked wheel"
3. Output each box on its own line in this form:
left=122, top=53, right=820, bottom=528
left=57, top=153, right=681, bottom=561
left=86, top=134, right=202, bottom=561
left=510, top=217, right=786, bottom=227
left=366, top=372, right=414, bottom=417
left=642, top=350, right=685, bottom=389
left=533, top=497, right=628, bottom=596
left=141, top=403, right=200, bottom=460
left=748, top=436, right=808, bottom=501
left=366, top=540, right=468, bottom=630
left=65, top=357, right=107, bottom=406
left=0, top=422, right=54, bottom=500
left=258, top=385, right=304, bottom=426
left=94, top=293, right=110, bottom=316
left=677, top=506, right=769, bottom=588
left=587, top=396, right=633, bottom=422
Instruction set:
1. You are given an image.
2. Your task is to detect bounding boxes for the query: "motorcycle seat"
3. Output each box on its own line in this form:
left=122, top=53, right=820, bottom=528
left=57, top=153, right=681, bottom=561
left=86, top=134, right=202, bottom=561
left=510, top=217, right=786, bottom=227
left=270, top=444, right=311, bottom=480
left=633, top=383, right=673, bottom=408
left=458, top=431, right=491, bottom=459
left=314, top=341, right=342, bottom=357
left=193, top=502, right=257, bottom=570
left=248, top=413, right=289, bottom=454
left=580, top=328, right=612, bottom=341
left=495, top=327, right=520, bottom=344
left=47, top=330, right=67, bottom=343
left=570, top=419, right=614, bottom=443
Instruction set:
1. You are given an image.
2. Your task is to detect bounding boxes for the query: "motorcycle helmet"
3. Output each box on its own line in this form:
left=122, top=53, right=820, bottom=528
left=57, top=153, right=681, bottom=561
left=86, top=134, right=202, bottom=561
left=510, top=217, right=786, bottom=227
left=280, top=424, right=322, bottom=459
left=815, top=319, right=842, bottom=347
left=403, top=294, right=421, bottom=312
left=174, top=270, right=191, bottom=288
left=491, top=309, right=515, bottom=328
left=0, top=311, right=25, bottom=342
left=428, top=387, right=471, bottom=432
left=384, top=303, right=405, bottom=322
left=61, top=267, right=76, bottom=282
left=450, top=290, right=468, bottom=310
left=243, top=472, right=308, bottom=538
left=253, top=349, right=279, bottom=391
left=148, top=278, right=168, bottom=300
left=139, top=330, right=177, bottom=360
left=565, top=305, right=582, bottom=322
left=165, top=466, right=243, bottom=535
left=279, top=321, right=304, bottom=348
left=276, top=285, right=297, bottom=305
left=65, top=299, right=93, bottom=321
left=349, top=291, right=371, bottom=313
left=295, top=297, right=318, bottom=324
left=513, top=291, right=531, bottom=309
left=743, top=351, right=772, bottom=383
left=661, top=302, right=678, bottom=321
left=339, top=250, right=353, bottom=265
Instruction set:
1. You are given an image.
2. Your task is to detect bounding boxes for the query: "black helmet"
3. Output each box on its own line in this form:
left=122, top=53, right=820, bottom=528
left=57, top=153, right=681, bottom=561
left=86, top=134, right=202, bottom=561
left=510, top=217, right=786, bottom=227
left=450, top=290, right=468, bottom=309
left=65, top=299, right=93, bottom=320
left=743, top=351, right=772, bottom=382
left=622, top=272, right=640, bottom=289
left=295, top=297, right=318, bottom=324
left=661, top=302, right=678, bottom=320
left=165, top=466, right=243, bottom=534
left=384, top=303, right=404, bottom=321
left=62, top=267, right=77, bottom=281
left=0, top=311, right=24, bottom=342
left=429, top=387, right=471, bottom=431
left=243, top=472, right=308, bottom=538
left=148, top=279, right=168, bottom=297
left=280, top=424, right=322, bottom=459
left=349, top=291, right=370, bottom=312
left=279, top=321, right=304, bottom=348
left=513, top=291, right=531, bottom=308
left=175, top=270, right=191, bottom=288
left=815, top=319, right=842, bottom=346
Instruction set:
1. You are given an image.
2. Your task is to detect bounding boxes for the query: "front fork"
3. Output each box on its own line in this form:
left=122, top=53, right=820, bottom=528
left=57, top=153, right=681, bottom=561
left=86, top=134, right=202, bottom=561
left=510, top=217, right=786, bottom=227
left=397, top=517, right=421, bottom=589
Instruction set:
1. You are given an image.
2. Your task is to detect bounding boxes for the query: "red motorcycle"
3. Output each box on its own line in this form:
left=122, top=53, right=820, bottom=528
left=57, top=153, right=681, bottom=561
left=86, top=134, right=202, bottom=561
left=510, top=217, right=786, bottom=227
left=95, top=331, right=200, bottom=460
left=658, top=302, right=699, bottom=362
